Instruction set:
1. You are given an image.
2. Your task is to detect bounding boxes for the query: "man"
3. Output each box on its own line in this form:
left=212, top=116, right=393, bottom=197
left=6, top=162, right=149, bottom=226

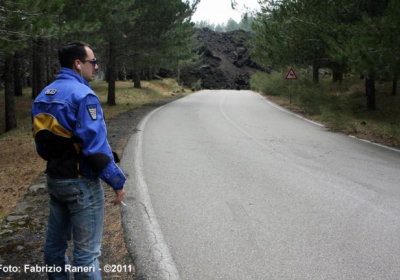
left=31, top=41, right=126, bottom=280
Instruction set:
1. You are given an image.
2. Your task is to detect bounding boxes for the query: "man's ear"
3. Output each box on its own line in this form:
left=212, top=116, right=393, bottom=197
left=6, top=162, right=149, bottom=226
left=74, top=60, right=81, bottom=71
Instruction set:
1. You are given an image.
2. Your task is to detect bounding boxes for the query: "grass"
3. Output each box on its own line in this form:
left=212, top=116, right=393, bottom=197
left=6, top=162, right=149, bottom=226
left=90, top=79, right=185, bottom=118
left=250, top=70, right=400, bottom=147
left=0, top=78, right=188, bottom=226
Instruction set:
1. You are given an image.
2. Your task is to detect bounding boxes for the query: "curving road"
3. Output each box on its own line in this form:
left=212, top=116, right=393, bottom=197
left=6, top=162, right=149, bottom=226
left=121, top=90, right=400, bottom=280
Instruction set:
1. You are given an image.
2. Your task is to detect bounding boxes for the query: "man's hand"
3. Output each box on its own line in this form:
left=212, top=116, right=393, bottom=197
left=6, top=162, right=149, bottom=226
left=111, top=189, right=125, bottom=205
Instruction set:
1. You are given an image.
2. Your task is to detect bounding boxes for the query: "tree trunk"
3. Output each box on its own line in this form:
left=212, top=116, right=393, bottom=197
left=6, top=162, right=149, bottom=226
left=146, top=68, right=152, bottom=80
left=118, top=70, right=126, bottom=81
left=332, top=71, right=339, bottom=83
left=46, top=43, right=53, bottom=84
left=134, top=70, right=142, bottom=88
left=38, top=38, right=47, bottom=92
left=32, top=38, right=47, bottom=99
left=312, top=61, right=319, bottom=83
left=392, top=74, right=398, bottom=96
left=22, top=70, right=28, bottom=88
left=4, top=53, right=17, bottom=132
left=107, top=40, right=116, bottom=106
left=177, top=68, right=181, bottom=85
left=13, top=51, right=23, bottom=97
left=31, top=41, right=38, bottom=99
left=26, top=66, right=31, bottom=87
left=332, top=65, right=343, bottom=83
left=366, top=73, right=376, bottom=110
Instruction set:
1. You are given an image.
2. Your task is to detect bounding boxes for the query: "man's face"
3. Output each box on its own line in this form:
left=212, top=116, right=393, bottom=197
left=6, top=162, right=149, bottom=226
left=80, top=46, right=98, bottom=82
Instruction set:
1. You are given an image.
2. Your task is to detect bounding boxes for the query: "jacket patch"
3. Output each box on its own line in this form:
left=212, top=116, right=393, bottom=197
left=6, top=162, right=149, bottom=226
left=45, top=89, right=58, bottom=95
left=87, top=104, right=97, bottom=120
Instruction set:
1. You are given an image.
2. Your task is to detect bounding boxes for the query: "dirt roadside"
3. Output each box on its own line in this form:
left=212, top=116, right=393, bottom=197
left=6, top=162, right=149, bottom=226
left=0, top=96, right=183, bottom=280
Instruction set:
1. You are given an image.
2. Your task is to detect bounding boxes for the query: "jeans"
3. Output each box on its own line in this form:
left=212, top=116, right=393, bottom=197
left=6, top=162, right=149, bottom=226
left=44, top=176, right=105, bottom=280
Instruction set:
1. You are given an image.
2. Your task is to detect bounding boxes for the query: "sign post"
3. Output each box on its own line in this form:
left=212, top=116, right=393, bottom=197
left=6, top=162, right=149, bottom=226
left=285, top=67, right=298, bottom=104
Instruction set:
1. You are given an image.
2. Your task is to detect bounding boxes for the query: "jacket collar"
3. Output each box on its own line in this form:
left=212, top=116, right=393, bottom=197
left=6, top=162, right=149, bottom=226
left=57, top=67, right=91, bottom=88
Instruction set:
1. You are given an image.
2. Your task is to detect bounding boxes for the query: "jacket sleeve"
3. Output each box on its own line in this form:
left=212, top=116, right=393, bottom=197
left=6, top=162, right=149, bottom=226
left=31, top=110, right=51, bottom=161
left=75, top=94, right=126, bottom=190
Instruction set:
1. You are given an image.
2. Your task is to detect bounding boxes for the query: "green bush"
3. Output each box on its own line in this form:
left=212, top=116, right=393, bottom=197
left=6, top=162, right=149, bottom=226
left=191, top=79, right=202, bottom=91
left=250, top=69, right=400, bottom=145
left=250, top=70, right=328, bottom=115
left=250, top=71, right=288, bottom=96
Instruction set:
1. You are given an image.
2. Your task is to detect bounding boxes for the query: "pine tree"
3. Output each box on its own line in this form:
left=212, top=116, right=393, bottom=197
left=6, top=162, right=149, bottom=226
left=1, top=0, right=61, bottom=131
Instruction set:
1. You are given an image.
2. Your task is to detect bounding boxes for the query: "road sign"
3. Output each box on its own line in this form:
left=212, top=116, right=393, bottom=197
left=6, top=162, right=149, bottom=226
left=285, top=67, right=298, bottom=80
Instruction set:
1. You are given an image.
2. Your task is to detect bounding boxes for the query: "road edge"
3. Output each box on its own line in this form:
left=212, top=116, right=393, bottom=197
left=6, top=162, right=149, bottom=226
left=120, top=104, right=181, bottom=280
left=259, top=93, right=400, bottom=153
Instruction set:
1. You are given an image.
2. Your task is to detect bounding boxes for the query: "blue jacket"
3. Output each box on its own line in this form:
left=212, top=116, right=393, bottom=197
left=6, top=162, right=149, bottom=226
left=32, top=67, right=125, bottom=190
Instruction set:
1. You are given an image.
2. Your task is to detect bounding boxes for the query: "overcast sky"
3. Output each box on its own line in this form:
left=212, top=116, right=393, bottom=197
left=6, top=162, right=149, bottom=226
left=191, top=0, right=260, bottom=25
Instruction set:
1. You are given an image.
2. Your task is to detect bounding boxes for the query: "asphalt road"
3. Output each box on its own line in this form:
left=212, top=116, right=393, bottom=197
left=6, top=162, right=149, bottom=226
left=121, top=90, right=400, bottom=280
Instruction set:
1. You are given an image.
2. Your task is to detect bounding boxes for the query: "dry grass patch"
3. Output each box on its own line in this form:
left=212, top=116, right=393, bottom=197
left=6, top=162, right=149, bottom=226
left=92, top=78, right=186, bottom=118
left=0, top=89, right=45, bottom=226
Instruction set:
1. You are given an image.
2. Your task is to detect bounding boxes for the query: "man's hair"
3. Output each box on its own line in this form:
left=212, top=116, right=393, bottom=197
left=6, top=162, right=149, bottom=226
left=58, top=41, right=90, bottom=69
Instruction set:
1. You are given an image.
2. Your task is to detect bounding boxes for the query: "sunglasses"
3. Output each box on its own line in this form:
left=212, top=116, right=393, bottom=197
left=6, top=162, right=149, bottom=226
left=81, top=58, right=98, bottom=66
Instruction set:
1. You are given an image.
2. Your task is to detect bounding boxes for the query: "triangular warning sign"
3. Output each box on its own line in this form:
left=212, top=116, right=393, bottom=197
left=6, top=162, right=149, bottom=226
left=285, top=67, right=298, bottom=80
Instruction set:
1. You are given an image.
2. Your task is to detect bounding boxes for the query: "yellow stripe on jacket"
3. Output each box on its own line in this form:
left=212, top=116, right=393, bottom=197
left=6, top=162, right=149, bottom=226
left=33, top=113, right=74, bottom=139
